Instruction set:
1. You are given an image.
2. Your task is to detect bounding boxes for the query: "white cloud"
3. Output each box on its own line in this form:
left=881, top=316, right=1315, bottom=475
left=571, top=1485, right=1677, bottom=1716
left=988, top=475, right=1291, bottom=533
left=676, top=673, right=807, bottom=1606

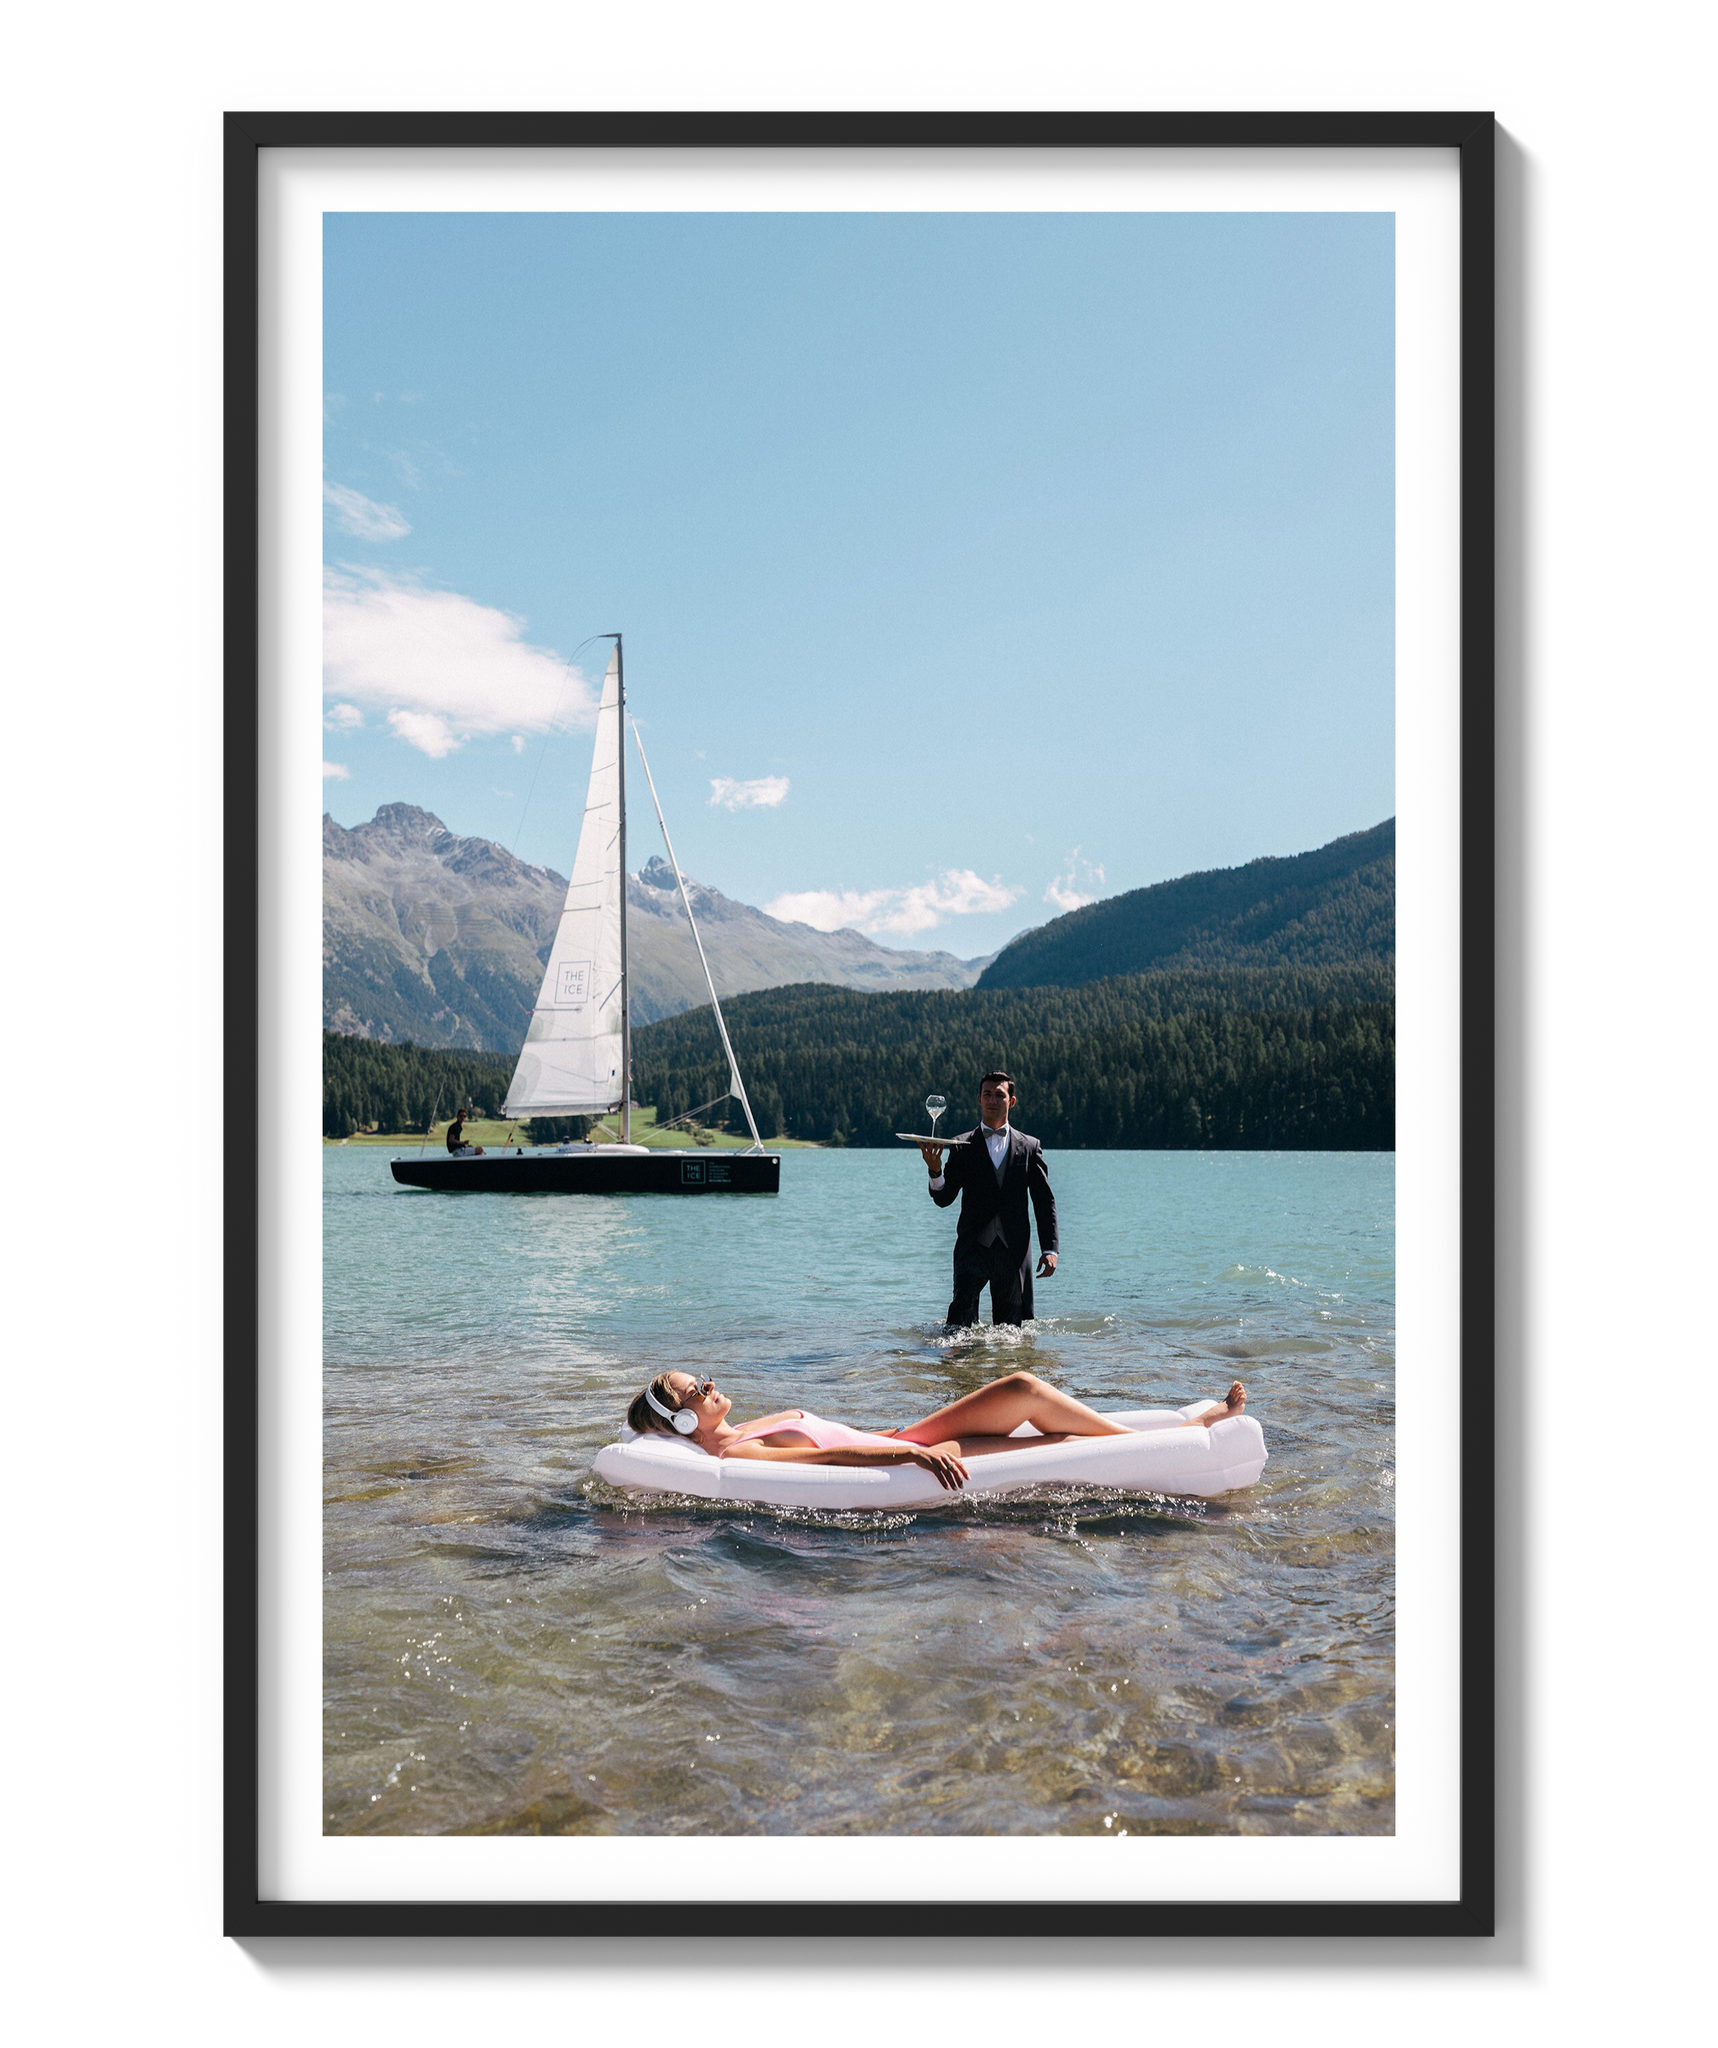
left=709, top=775, right=789, bottom=811
left=510, top=735, right=527, bottom=754
left=1044, top=850, right=1106, bottom=913
left=1044, top=881, right=1092, bottom=911
left=387, top=708, right=459, bottom=758
left=323, top=480, right=411, bottom=541
left=324, top=702, right=364, bottom=731
left=322, top=760, right=350, bottom=781
left=765, top=868, right=1023, bottom=938
left=322, top=567, right=596, bottom=758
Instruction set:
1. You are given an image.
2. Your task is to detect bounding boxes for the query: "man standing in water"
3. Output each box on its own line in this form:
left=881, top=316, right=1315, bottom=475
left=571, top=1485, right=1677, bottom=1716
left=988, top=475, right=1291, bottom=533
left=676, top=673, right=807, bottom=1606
left=920, top=1070, right=1058, bottom=1327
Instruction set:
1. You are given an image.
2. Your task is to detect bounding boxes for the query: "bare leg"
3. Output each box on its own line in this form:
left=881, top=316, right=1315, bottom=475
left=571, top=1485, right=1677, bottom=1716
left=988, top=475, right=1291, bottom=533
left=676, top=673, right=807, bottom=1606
left=931, top=1432, right=1083, bottom=1457
left=890, top=1373, right=1247, bottom=1447
left=892, top=1372, right=1133, bottom=1445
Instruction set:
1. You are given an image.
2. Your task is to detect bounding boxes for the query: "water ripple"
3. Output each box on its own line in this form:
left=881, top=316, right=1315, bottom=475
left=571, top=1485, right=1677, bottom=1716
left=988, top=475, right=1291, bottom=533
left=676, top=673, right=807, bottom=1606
left=324, top=1147, right=1394, bottom=1837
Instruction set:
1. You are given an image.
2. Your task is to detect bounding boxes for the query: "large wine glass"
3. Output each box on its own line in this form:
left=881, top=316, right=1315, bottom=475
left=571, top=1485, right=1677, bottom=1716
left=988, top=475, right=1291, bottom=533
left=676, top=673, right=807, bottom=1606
left=925, top=1093, right=947, bottom=1141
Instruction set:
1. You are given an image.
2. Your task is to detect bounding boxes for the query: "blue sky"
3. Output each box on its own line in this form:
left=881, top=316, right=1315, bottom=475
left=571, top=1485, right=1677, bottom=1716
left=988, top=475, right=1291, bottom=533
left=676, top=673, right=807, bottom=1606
left=323, top=210, right=1393, bottom=960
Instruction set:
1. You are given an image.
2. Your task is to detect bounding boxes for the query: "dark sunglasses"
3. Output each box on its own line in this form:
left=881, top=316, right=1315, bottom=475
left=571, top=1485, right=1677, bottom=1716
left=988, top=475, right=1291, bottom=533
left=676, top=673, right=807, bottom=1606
left=671, top=1377, right=716, bottom=1404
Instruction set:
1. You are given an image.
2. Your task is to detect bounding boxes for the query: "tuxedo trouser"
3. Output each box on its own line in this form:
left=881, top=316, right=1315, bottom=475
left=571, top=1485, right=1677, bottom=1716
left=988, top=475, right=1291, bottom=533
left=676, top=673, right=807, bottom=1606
left=947, top=1235, right=1035, bottom=1327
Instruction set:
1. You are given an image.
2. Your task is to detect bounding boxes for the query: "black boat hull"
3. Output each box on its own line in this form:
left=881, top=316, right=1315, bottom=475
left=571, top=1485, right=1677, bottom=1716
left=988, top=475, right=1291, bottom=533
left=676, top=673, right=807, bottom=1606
left=389, top=1150, right=781, bottom=1195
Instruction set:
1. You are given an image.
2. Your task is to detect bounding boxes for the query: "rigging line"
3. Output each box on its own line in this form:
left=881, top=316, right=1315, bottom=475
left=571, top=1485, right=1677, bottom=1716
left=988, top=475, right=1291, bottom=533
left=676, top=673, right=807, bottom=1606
left=509, top=632, right=610, bottom=860
left=653, top=1092, right=736, bottom=1133
left=417, top=1078, right=446, bottom=1158
left=631, top=720, right=766, bottom=1155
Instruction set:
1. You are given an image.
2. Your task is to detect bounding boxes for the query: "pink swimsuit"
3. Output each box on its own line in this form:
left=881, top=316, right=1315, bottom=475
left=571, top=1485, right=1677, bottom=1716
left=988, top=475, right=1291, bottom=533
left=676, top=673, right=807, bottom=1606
left=729, top=1409, right=901, bottom=1451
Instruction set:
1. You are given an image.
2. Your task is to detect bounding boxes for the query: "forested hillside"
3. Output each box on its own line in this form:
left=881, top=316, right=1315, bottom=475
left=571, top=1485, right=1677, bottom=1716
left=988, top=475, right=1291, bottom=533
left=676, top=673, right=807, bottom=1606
left=631, top=966, right=1394, bottom=1151
left=327, top=952, right=1394, bottom=1150
left=323, top=1033, right=516, bottom=1139
left=978, top=818, right=1394, bottom=990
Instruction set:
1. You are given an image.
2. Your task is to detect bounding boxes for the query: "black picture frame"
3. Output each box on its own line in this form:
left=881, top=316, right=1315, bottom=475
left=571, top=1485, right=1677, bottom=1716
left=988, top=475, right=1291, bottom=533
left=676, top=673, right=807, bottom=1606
left=227, top=109, right=1495, bottom=1938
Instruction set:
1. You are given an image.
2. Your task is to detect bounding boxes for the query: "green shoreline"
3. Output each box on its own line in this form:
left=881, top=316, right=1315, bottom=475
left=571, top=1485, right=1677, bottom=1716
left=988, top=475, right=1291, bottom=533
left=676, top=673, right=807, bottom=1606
left=327, top=1106, right=823, bottom=1150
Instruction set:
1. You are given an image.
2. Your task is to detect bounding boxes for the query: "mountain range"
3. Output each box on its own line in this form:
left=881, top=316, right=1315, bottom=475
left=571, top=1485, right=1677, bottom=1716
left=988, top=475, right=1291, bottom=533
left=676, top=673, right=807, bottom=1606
left=325, top=805, right=1394, bottom=1054
left=323, top=804, right=996, bottom=1051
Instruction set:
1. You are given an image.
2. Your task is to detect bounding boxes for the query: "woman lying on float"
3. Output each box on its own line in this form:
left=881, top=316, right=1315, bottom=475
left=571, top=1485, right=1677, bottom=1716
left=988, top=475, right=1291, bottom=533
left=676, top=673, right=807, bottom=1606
left=627, top=1369, right=1249, bottom=1494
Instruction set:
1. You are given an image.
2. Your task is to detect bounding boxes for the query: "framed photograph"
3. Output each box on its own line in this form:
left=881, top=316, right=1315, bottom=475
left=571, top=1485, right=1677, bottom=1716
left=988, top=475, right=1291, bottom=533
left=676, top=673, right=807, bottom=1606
left=228, top=111, right=1495, bottom=1936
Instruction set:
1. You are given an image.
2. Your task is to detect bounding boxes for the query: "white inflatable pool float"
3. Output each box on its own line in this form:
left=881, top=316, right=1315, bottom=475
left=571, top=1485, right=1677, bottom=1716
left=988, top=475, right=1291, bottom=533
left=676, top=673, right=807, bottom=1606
left=593, top=1404, right=1267, bottom=1511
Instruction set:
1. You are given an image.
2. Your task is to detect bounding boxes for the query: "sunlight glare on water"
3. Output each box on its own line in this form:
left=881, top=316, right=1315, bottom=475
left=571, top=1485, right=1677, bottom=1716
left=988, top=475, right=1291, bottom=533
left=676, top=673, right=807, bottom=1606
left=323, top=1147, right=1394, bottom=1837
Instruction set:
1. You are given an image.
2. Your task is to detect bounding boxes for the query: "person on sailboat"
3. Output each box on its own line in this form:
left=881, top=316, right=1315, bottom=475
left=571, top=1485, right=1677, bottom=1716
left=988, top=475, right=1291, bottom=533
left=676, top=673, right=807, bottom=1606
left=918, top=1071, right=1056, bottom=1327
left=445, top=1109, right=484, bottom=1157
left=626, top=1369, right=1248, bottom=1493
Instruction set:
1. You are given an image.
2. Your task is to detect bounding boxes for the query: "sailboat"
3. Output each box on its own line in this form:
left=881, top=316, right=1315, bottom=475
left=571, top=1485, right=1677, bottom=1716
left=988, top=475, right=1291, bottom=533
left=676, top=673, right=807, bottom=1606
left=390, top=636, right=781, bottom=1195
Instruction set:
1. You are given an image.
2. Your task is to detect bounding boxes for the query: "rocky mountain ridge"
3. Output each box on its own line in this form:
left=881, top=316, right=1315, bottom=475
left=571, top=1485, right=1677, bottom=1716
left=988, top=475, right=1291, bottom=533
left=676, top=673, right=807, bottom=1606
left=324, top=804, right=994, bottom=1051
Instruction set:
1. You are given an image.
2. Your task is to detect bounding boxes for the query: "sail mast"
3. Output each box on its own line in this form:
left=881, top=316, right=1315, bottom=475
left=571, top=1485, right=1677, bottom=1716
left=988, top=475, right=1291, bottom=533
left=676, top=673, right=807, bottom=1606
left=614, top=633, right=632, bottom=1144
left=631, top=722, right=765, bottom=1153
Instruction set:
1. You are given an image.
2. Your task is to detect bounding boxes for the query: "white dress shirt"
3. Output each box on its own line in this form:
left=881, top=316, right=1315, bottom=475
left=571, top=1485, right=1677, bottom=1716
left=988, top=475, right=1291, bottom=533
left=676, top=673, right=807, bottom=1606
left=928, top=1123, right=1009, bottom=1193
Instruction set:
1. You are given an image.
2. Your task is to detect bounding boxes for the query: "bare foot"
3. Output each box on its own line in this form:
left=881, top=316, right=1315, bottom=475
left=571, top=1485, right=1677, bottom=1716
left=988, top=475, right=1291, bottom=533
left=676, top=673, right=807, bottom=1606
left=1198, top=1381, right=1246, bottom=1426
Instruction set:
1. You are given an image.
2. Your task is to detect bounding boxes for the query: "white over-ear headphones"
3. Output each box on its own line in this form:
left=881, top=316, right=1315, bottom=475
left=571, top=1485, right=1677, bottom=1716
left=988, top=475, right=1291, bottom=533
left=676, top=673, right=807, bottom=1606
left=644, top=1382, right=700, bottom=1435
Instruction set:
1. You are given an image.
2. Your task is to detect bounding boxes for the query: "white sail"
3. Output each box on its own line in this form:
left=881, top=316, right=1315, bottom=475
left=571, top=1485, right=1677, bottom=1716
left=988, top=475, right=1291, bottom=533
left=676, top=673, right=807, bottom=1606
left=503, top=648, right=627, bottom=1118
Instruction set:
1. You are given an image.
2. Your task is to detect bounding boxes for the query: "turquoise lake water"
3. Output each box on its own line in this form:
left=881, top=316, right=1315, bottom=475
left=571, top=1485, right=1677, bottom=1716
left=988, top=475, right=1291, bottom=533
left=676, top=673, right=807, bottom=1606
left=323, top=1146, right=1395, bottom=1836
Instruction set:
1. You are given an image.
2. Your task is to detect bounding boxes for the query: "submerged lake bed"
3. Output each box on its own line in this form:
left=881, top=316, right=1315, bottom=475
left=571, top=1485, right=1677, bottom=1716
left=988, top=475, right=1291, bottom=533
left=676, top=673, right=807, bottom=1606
left=323, top=1147, right=1394, bottom=1836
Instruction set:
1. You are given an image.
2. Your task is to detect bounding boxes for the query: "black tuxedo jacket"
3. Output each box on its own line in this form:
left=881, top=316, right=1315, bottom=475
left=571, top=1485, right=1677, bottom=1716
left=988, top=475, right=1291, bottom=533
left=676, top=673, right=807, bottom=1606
left=929, top=1125, right=1058, bottom=1259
